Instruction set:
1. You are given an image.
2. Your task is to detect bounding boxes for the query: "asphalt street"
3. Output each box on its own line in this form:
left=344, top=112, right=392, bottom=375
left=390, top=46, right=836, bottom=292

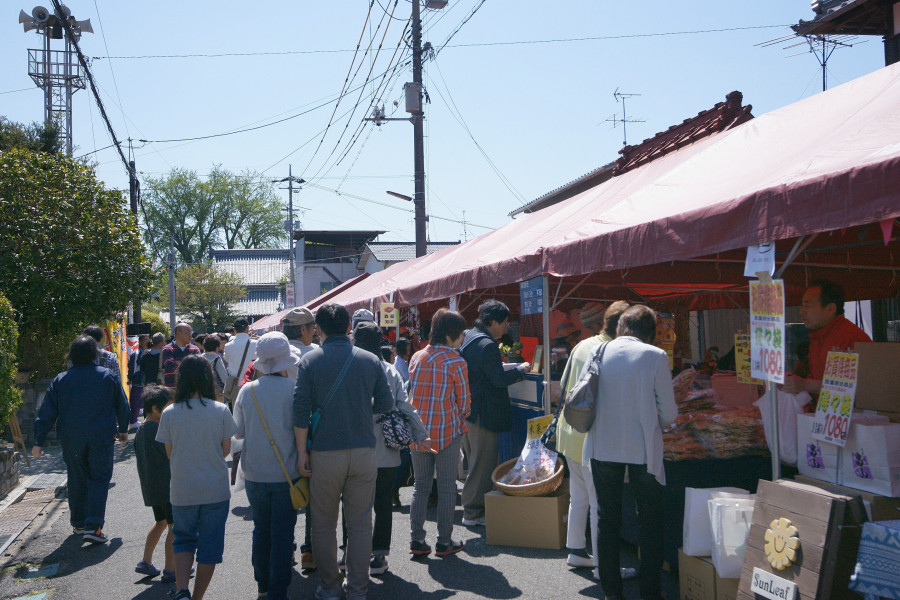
left=0, top=439, right=678, bottom=599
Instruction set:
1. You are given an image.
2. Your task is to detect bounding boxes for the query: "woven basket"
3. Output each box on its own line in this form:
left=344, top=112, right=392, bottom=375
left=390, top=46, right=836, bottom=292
left=491, top=457, right=564, bottom=497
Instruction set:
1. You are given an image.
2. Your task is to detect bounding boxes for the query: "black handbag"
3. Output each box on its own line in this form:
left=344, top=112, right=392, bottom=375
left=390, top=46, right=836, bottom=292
left=539, top=366, right=573, bottom=451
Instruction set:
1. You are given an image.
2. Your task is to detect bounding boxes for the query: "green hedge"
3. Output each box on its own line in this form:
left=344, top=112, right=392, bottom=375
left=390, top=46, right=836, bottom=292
left=0, top=293, right=22, bottom=433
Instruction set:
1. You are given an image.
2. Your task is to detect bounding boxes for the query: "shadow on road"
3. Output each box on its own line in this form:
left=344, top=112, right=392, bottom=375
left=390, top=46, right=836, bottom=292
left=37, top=533, right=124, bottom=578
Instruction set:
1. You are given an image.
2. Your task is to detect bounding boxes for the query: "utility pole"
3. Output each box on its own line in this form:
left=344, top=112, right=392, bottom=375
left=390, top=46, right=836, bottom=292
left=128, top=142, right=141, bottom=323
left=411, top=0, right=427, bottom=258
left=168, top=232, right=176, bottom=335
left=274, top=166, right=305, bottom=308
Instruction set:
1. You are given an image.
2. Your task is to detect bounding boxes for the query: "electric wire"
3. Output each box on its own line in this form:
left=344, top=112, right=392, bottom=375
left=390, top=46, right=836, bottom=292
left=435, top=0, right=487, bottom=56
left=92, top=0, right=130, bottom=139
left=0, top=87, right=35, bottom=95
left=428, top=60, right=527, bottom=204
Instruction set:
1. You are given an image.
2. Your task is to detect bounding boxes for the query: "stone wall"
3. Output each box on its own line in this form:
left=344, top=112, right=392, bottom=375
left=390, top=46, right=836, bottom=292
left=0, top=443, right=20, bottom=500
left=8, top=378, right=55, bottom=447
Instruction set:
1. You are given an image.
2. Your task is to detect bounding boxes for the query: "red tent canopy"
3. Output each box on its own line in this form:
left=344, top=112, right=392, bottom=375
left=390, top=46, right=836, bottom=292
left=320, top=63, right=900, bottom=313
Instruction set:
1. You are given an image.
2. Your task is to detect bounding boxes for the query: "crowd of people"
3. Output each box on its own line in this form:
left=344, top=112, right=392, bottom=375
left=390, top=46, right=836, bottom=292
left=28, top=279, right=869, bottom=600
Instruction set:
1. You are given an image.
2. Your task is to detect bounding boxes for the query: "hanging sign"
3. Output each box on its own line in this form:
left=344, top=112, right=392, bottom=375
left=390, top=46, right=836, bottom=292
left=751, top=567, right=797, bottom=600
left=380, top=302, right=398, bottom=327
left=749, top=280, right=785, bottom=384
left=744, top=243, right=776, bottom=277
left=735, top=334, right=765, bottom=385
left=811, top=351, right=859, bottom=447
left=285, top=285, right=295, bottom=308
left=520, top=277, right=543, bottom=316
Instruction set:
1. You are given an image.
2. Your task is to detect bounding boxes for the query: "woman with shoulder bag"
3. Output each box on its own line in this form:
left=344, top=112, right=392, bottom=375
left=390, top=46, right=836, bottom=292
left=232, top=332, right=304, bottom=600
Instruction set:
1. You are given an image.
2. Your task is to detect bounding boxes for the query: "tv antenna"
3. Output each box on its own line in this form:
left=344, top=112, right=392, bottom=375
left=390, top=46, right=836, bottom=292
left=606, top=88, right=644, bottom=146
left=756, top=33, right=858, bottom=92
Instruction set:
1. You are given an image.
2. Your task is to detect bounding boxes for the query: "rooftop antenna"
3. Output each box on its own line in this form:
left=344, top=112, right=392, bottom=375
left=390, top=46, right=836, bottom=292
left=756, top=32, right=858, bottom=92
left=606, top=88, right=644, bottom=146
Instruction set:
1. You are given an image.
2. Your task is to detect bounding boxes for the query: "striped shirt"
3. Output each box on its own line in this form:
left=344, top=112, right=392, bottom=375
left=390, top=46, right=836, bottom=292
left=408, top=344, right=470, bottom=450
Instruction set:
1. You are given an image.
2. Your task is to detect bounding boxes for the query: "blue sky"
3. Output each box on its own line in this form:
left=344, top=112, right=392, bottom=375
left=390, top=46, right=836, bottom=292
left=2, top=1, right=886, bottom=245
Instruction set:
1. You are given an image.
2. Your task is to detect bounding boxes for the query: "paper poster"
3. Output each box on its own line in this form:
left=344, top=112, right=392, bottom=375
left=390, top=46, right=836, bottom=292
left=811, top=351, right=859, bottom=447
left=379, top=302, right=398, bottom=327
left=735, top=334, right=764, bottom=385
left=655, top=312, right=676, bottom=370
left=744, top=243, right=776, bottom=277
left=749, top=280, right=785, bottom=384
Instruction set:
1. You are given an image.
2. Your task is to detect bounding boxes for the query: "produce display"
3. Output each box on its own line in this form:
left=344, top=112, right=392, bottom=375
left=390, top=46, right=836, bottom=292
left=498, top=458, right=557, bottom=486
left=664, top=370, right=769, bottom=461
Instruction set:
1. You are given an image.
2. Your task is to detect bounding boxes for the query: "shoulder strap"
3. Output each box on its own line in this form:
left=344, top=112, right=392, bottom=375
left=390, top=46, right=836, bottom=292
left=321, top=347, right=357, bottom=412
left=250, top=383, right=294, bottom=485
left=237, top=339, right=252, bottom=375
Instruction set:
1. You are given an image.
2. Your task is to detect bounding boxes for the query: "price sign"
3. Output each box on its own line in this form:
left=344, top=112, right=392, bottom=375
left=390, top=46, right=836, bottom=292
left=379, top=302, right=398, bottom=327
left=749, top=280, right=785, bottom=384
left=526, top=415, right=554, bottom=440
left=735, top=334, right=764, bottom=385
left=811, top=351, right=859, bottom=447
left=519, top=277, right=544, bottom=316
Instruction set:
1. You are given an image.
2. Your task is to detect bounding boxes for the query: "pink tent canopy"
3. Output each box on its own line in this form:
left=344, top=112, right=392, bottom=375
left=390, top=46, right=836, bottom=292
left=320, top=63, right=900, bottom=312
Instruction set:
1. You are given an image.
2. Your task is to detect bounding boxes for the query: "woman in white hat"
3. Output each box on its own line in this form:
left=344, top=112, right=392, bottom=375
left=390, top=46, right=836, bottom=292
left=232, top=332, right=303, bottom=600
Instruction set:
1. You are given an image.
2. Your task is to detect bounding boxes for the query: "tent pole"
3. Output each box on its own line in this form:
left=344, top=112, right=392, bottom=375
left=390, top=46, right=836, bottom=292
left=542, top=275, right=552, bottom=415
left=775, top=234, right=818, bottom=278
left=768, top=379, right=781, bottom=481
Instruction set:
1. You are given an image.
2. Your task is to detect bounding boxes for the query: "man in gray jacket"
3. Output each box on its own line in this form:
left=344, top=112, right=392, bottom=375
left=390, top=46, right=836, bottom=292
left=293, top=304, right=392, bottom=600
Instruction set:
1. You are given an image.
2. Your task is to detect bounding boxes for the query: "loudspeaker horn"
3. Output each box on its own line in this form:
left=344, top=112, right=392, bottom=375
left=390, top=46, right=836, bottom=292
left=32, top=6, right=50, bottom=22
left=74, top=18, right=93, bottom=34
left=55, top=4, right=71, bottom=18
left=22, top=20, right=39, bottom=32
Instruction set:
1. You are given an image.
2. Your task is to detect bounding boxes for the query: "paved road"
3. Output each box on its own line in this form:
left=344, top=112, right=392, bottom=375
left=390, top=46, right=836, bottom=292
left=0, top=440, right=678, bottom=599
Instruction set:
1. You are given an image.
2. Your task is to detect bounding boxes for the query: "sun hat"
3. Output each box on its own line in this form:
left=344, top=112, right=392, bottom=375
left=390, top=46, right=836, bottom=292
left=555, top=321, right=581, bottom=338
left=282, top=307, right=315, bottom=326
left=254, top=332, right=303, bottom=375
left=579, top=302, right=605, bottom=328
left=352, top=308, right=376, bottom=328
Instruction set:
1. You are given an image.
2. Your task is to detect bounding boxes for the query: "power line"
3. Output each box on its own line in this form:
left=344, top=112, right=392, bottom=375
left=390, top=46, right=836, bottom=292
left=0, top=87, right=36, bottom=95
left=86, top=24, right=792, bottom=60
left=92, top=0, right=130, bottom=139
left=435, top=0, right=487, bottom=56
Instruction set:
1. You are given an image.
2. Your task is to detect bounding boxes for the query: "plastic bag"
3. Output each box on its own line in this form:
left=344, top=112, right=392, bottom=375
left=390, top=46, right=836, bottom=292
left=682, top=487, right=748, bottom=556
left=755, top=390, right=810, bottom=466
left=498, top=438, right=558, bottom=486
left=708, top=494, right=756, bottom=578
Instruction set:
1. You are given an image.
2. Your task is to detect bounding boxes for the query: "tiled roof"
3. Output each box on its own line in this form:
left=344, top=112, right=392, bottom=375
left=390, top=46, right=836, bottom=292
left=236, top=299, right=282, bottom=317
left=366, top=241, right=460, bottom=262
left=793, top=0, right=890, bottom=36
left=508, top=163, right=616, bottom=217
left=613, top=91, right=753, bottom=176
left=210, top=249, right=290, bottom=286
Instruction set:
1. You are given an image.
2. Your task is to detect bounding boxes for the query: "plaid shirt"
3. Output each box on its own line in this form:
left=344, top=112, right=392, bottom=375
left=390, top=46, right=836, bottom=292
left=161, top=342, right=201, bottom=389
left=408, top=344, right=470, bottom=451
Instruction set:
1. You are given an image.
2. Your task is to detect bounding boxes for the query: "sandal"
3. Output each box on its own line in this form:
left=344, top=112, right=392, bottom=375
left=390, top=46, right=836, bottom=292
left=135, top=561, right=161, bottom=577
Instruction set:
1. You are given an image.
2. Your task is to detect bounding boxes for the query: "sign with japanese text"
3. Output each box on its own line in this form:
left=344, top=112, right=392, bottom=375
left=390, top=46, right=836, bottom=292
left=379, top=302, right=398, bottom=327
left=744, top=243, right=776, bottom=277
left=735, top=334, right=764, bottom=385
left=526, top=415, right=554, bottom=440
left=285, top=285, right=295, bottom=308
left=811, top=351, right=859, bottom=447
left=519, top=277, right=544, bottom=316
left=750, top=280, right=786, bottom=384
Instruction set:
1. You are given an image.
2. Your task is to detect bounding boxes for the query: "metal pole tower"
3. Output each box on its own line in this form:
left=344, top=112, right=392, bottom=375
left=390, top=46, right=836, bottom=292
left=274, top=166, right=306, bottom=309
left=19, top=5, right=93, bottom=156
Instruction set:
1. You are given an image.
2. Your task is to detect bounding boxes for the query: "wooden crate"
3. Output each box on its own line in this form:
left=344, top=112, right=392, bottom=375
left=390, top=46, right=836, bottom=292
left=737, top=479, right=866, bottom=600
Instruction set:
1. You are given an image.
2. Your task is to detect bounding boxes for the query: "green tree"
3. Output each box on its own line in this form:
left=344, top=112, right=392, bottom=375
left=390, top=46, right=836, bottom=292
left=0, top=148, right=153, bottom=376
left=142, top=165, right=285, bottom=264
left=0, top=116, right=62, bottom=154
left=157, top=262, right=246, bottom=332
left=0, top=293, right=22, bottom=433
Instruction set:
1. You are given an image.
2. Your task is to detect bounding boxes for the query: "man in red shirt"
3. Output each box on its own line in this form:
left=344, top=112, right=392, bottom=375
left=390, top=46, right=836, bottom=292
left=782, top=279, right=871, bottom=396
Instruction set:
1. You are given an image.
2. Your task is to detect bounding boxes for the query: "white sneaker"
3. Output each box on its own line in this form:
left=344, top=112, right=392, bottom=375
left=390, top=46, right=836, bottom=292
left=461, top=516, right=486, bottom=527
left=567, top=552, right=594, bottom=568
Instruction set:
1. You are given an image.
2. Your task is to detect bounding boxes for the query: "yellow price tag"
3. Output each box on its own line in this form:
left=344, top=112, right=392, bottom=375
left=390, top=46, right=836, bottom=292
left=527, top=415, right=554, bottom=440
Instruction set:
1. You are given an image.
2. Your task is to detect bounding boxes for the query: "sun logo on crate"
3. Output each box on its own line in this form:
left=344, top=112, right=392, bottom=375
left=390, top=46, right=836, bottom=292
left=764, top=517, right=800, bottom=570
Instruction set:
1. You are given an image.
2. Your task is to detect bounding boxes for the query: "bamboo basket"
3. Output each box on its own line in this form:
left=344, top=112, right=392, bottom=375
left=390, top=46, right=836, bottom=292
left=491, top=457, right=564, bottom=497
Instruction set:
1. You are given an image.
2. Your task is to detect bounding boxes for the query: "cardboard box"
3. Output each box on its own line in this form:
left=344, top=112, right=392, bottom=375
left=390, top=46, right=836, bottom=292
left=715, top=573, right=739, bottom=600
left=679, top=551, right=716, bottom=600
left=710, top=374, right=758, bottom=408
left=485, top=484, right=568, bottom=550
left=797, top=413, right=840, bottom=484
left=795, top=474, right=900, bottom=519
left=854, top=342, right=900, bottom=416
left=841, top=421, right=900, bottom=496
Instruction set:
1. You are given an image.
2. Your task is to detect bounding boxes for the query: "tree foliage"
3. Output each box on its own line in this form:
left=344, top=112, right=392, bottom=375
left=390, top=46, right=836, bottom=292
left=0, top=293, right=22, bottom=433
left=142, top=166, right=286, bottom=265
left=0, top=148, right=153, bottom=375
left=0, top=116, right=62, bottom=155
left=157, top=262, right=246, bottom=332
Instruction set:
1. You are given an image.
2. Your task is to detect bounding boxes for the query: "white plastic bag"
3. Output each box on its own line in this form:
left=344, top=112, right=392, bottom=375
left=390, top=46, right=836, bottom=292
left=682, top=487, right=748, bottom=556
left=708, top=495, right=756, bottom=579
left=755, top=390, right=810, bottom=467
left=231, top=436, right=245, bottom=492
